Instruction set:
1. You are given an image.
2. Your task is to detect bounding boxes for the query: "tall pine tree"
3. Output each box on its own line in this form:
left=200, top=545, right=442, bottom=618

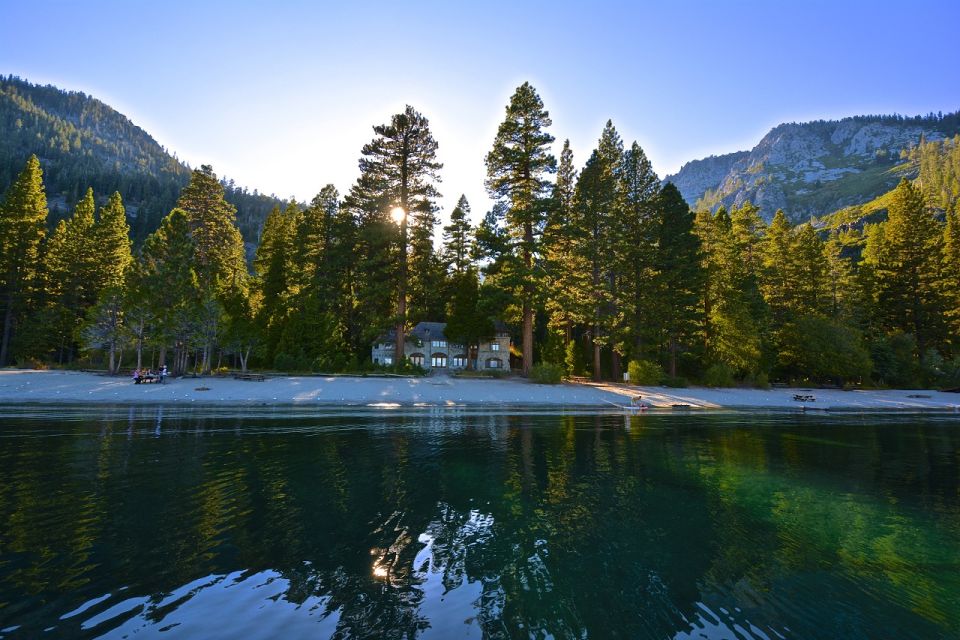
left=0, top=155, right=47, bottom=365
left=485, top=82, right=556, bottom=375
left=345, top=106, right=442, bottom=365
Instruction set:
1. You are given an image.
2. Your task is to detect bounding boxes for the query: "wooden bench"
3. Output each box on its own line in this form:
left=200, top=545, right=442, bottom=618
left=567, top=376, right=592, bottom=384
left=233, top=373, right=266, bottom=382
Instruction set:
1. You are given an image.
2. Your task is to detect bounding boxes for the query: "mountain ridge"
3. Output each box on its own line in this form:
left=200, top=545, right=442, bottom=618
left=0, top=75, right=283, bottom=243
left=666, top=111, right=960, bottom=221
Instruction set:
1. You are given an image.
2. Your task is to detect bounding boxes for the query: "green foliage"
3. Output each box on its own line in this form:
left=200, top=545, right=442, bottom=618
left=703, top=363, right=735, bottom=387
left=0, top=154, right=47, bottom=365
left=565, top=339, right=587, bottom=376
left=778, top=315, right=872, bottom=383
left=661, top=375, right=688, bottom=388
left=530, top=363, right=563, bottom=384
left=870, top=333, right=921, bottom=388
left=628, top=359, right=663, bottom=385
left=0, top=76, right=282, bottom=244
left=485, top=82, right=556, bottom=375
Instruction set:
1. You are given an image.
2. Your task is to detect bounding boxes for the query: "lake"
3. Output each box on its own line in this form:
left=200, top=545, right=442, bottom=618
left=0, top=406, right=958, bottom=639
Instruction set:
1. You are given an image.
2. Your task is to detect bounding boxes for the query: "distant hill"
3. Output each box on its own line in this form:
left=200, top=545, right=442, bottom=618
left=666, top=112, right=960, bottom=221
left=0, top=75, right=283, bottom=243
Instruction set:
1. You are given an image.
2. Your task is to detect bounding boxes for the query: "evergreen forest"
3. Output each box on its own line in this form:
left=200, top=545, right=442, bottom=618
left=2, top=82, right=959, bottom=389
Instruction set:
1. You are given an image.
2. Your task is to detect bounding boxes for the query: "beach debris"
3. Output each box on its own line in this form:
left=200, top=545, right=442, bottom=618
left=195, top=387, right=210, bottom=391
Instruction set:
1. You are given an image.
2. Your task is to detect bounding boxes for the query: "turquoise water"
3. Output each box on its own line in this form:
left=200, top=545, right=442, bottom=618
left=0, top=407, right=958, bottom=639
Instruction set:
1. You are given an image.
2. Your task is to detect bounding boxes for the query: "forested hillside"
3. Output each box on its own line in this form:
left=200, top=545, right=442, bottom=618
left=0, top=75, right=282, bottom=243
left=667, top=113, right=960, bottom=222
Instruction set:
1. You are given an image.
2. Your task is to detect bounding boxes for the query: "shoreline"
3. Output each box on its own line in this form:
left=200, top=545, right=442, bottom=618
left=1, top=370, right=958, bottom=412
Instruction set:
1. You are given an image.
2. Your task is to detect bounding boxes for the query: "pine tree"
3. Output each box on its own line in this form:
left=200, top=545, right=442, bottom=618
left=543, top=139, right=587, bottom=348
left=791, top=223, right=828, bottom=317
left=653, top=184, right=703, bottom=377
left=875, top=178, right=943, bottom=360
left=760, top=209, right=792, bottom=324
left=695, top=205, right=763, bottom=376
left=485, top=82, right=556, bottom=375
left=615, top=141, right=660, bottom=367
left=442, top=195, right=473, bottom=275
left=94, top=191, right=132, bottom=293
left=345, top=105, right=442, bottom=365
left=444, top=267, right=492, bottom=370
left=944, top=209, right=960, bottom=352
left=43, top=188, right=100, bottom=362
left=571, top=121, right=623, bottom=380
left=175, top=165, right=248, bottom=372
left=0, top=155, right=47, bottom=365
left=176, top=165, right=247, bottom=293
left=254, top=201, right=300, bottom=363
left=77, top=191, right=133, bottom=371
left=136, top=208, right=200, bottom=374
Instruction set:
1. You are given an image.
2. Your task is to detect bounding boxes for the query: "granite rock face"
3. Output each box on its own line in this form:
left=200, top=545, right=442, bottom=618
left=666, top=115, right=955, bottom=222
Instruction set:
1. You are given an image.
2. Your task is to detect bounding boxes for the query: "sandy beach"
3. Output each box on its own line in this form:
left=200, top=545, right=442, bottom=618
left=0, top=369, right=958, bottom=411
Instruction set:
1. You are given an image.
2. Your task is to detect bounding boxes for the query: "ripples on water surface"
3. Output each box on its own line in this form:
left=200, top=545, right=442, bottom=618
left=0, top=406, right=958, bottom=639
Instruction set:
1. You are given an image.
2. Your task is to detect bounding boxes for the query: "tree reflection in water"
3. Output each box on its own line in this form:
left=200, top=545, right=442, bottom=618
left=0, top=407, right=957, bottom=639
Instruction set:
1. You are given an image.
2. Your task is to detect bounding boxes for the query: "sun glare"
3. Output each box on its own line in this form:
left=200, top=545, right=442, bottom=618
left=390, top=206, right=406, bottom=224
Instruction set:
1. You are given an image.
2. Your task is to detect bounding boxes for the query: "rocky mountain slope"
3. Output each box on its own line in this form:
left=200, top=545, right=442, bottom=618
left=666, top=112, right=960, bottom=221
left=0, top=75, right=282, bottom=243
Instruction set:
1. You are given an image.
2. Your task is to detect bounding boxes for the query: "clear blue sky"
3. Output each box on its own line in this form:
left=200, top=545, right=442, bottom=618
left=2, top=0, right=958, bottom=222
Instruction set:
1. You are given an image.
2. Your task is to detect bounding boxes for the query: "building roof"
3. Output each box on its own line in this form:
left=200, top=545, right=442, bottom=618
left=374, top=320, right=510, bottom=345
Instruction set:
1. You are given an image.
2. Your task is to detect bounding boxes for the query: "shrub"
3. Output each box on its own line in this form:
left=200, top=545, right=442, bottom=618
left=703, top=363, right=735, bottom=387
left=753, top=372, right=770, bottom=389
left=15, top=356, right=47, bottom=370
left=565, top=340, right=587, bottom=376
left=870, top=332, right=919, bottom=388
left=628, top=360, right=663, bottom=385
left=530, top=363, right=563, bottom=384
left=662, top=375, right=688, bottom=388
left=779, top=315, right=873, bottom=384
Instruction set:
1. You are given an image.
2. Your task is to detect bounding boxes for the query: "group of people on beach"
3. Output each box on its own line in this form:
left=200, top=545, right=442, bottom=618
left=132, top=365, right=168, bottom=384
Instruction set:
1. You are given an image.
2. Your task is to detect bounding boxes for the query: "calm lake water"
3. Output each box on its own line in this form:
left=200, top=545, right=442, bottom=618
left=0, top=406, right=958, bottom=639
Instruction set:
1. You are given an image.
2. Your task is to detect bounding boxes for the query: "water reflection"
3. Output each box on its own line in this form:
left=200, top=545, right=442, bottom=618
left=0, top=408, right=958, bottom=638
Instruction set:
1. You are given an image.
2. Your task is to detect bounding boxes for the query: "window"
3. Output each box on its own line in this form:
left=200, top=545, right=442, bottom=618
left=490, top=342, right=500, bottom=351
left=383, top=356, right=393, bottom=365
left=432, top=340, right=447, bottom=348
left=431, top=353, right=447, bottom=368
left=452, top=355, right=467, bottom=368
left=409, top=353, right=425, bottom=367
left=486, top=357, right=502, bottom=369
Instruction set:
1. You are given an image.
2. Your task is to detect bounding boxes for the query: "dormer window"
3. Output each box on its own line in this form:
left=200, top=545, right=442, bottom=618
left=432, top=340, right=447, bottom=348
left=490, top=343, right=500, bottom=351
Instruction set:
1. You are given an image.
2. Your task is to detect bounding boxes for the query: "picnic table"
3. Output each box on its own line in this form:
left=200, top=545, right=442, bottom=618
left=134, top=373, right=164, bottom=384
left=793, top=393, right=816, bottom=402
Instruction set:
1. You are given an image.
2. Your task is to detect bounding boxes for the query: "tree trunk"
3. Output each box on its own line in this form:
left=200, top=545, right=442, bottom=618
left=108, top=341, right=116, bottom=375
left=592, top=336, right=601, bottom=382
left=522, top=220, right=534, bottom=376
left=159, top=346, right=166, bottom=367
left=0, top=291, right=13, bottom=367
left=523, top=302, right=533, bottom=376
left=611, top=351, right=622, bottom=382
left=669, top=336, right=678, bottom=378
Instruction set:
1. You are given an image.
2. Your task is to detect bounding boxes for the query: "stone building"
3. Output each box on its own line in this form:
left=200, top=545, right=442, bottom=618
left=371, top=321, right=511, bottom=372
